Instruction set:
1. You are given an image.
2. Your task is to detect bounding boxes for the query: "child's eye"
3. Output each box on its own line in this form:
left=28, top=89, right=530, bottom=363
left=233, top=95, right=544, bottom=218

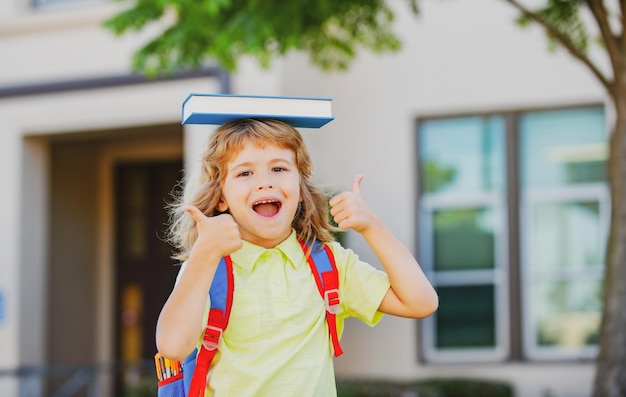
left=237, top=171, right=252, bottom=177
left=272, top=167, right=286, bottom=172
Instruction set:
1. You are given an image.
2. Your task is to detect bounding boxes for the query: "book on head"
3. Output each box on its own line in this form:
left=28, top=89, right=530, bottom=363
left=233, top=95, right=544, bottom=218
left=181, top=93, right=334, bottom=128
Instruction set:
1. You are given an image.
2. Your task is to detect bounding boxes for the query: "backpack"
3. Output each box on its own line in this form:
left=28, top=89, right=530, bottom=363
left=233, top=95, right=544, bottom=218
left=155, top=240, right=343, bottom=397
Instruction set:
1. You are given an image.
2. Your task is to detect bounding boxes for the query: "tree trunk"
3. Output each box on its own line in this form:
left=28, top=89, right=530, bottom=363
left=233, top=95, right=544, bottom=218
left=593, top=88, right=626, bottom=397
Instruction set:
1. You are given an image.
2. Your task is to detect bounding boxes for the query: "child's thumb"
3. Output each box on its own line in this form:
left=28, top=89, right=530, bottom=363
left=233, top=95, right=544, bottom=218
left=351, top=175, right=364, bottom=195
left=183, top=205, right=205, bottom=223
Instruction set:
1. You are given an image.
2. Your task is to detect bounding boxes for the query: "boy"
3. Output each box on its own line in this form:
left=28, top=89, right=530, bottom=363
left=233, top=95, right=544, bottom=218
left=157, top=118, right=438, bottom=396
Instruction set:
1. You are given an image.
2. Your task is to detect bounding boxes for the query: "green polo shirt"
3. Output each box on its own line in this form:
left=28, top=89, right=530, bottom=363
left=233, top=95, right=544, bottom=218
left=179, top=230, right=390, bottom=396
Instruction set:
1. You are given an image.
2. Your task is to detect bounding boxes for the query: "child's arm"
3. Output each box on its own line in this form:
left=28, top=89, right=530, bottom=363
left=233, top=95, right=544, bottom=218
left=329, top=175, right=438, bottom=319
left=155, top=206, right=242, bottom=361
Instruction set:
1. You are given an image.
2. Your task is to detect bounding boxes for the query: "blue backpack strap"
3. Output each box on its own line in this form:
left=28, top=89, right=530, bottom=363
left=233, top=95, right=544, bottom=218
left=300, top=240, right=343, bottom=357
left=186, top=256, right=234, bottom=397
left=208, top=256, right=233, bottom=320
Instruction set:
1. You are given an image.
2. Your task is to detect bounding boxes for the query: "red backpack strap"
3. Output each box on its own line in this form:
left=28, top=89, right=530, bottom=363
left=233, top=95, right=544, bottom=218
left=187, top=255, right=234, bottom=397
left=299, top=241, right=344, bottom=357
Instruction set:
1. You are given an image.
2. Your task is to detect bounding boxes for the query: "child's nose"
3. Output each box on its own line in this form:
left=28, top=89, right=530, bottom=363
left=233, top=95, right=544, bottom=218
left=257, top=173, right=274, bottom=189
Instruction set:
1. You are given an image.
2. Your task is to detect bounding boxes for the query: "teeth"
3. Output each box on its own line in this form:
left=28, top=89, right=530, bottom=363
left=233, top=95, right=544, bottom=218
left=254, top=199, right=278, bottom=205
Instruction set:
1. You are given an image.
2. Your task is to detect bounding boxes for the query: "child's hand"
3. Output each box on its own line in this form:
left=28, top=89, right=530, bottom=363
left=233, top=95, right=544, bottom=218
left=329, top=175, right=380, bottom=234
left=184, top=205, right=243, bottom=259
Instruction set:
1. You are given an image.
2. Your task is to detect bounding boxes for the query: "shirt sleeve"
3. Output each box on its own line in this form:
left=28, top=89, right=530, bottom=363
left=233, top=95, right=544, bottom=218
left=328, top=242, right=390, bottom=327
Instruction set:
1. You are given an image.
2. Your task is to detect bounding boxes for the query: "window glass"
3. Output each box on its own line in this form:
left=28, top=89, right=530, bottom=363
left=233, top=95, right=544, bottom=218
left=420, top=116, right=505, bottom=194
left=520, top=108, right=606, bottom=188
left=436, top=285, right=495, bottom=348
left=529, top=201, right=604, bottom=271
left=120, top=167, right=148, bottom=259
left=534, top=279, right=602, bottom=347
left=433, top=208, right=495, bottom=271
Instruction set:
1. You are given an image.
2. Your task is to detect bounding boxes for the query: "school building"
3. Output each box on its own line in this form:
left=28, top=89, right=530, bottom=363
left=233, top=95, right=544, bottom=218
left=0, top=0, right=606, bottom=396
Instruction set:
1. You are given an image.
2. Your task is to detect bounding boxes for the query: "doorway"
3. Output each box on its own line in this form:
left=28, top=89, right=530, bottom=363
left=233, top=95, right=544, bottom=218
left=113, top=161, right=183, bottom=394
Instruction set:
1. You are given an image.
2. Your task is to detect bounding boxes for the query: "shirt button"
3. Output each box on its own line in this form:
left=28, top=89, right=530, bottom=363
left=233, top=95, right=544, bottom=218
left=275, top=278, right=283, bottom=286
left=271, top=253, right=278, bottom=260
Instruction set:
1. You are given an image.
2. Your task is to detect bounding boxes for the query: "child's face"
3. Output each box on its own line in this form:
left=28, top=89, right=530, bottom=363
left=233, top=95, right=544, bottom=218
left=217, top=142, right=301, bottom=248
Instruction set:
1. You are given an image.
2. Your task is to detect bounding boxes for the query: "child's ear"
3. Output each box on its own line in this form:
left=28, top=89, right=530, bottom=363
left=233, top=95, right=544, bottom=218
left=217, top=197, right=229, bottom=212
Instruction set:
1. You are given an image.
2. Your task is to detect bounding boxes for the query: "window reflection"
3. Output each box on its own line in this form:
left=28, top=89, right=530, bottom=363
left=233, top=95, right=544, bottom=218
left=520, top=108, right=606, bottom=188
left=534, top=280, right=602, bottom=347
left=529, top=201, right=604, bottom=270
left=434, top=208, right=495, bottom=271
left=436, top=285, right=496, bottom=349
left=121, top=168, right=148, bottom=259
left=420, top=116, right=505, bottom=194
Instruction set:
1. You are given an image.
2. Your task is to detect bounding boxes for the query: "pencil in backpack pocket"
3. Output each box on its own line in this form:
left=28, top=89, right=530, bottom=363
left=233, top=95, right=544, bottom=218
left=155, top=353, right=185, bottom=397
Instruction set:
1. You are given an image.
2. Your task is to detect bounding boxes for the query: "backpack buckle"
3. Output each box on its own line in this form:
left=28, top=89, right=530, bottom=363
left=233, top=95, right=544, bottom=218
left=202, top=325, right=223, bottom=351
left=324, top=289, right=340, bottom=314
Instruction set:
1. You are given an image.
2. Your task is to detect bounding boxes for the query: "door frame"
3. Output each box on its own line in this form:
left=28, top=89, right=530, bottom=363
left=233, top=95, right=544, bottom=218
left=96, top=133, right=182, bottom=396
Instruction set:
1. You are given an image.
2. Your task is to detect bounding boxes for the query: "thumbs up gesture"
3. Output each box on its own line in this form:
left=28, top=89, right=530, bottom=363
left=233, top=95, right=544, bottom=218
left=329, top=175, right=380, bottom=234
left=184, top=205, right=243, bottom=260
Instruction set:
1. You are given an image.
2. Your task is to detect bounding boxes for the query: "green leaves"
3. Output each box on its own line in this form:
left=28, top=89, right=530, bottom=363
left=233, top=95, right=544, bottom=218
left=104, top=0, right=166, bottom=34
left=516, top=0, right=589, bottom=55
left=104, top=0, right=419, bottom=75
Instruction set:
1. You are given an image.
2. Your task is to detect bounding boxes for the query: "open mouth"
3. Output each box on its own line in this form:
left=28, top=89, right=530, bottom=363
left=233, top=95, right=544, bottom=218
left=252, top=199, right=282, bottom=217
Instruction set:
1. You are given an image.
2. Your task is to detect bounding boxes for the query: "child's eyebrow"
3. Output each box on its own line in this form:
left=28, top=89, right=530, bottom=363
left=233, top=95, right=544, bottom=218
left=270, top=158, right=294, bottom=165
left=229, top=161, right=253, bottom=170
left=229, top=157, right=294, bottom=170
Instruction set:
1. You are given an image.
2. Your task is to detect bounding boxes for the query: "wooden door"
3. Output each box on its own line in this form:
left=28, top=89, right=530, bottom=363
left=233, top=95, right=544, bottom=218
left=114, top=161, right=183, bottom=394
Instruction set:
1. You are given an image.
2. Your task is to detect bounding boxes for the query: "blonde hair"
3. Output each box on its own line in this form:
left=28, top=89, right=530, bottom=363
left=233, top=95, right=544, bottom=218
left=167, top=118, right=335, bottom=261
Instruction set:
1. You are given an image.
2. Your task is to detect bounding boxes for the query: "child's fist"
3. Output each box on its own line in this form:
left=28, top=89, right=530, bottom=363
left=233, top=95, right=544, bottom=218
left=184, top=205, right=242, bottom=258
left=329, top=175, right=376, bottom=234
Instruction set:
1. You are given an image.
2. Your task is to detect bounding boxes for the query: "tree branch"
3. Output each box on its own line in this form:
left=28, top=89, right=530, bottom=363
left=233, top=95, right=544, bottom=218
left=587, top=0, right=620, bottom=79
left=503, top=0, right=614, bottom=95
left=619, top=0, right=626, bottom=49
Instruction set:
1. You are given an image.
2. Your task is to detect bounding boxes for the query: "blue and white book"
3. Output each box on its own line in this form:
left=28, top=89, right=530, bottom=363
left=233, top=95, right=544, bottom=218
left=182, top=93, right=334, bottom=128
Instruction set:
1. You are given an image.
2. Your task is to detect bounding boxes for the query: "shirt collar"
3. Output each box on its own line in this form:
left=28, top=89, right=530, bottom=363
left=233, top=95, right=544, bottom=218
left=230, top=229, right=306, bottom=272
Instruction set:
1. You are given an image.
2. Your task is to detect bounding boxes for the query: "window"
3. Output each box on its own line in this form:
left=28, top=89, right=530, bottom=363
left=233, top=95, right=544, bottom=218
left=32, top=0, right=98, bottom=7
left=418, top=116, right=509, bottom=362
left=519, top=108, right=608, bottom=360
left=418, top=106, right=608, bottom=363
